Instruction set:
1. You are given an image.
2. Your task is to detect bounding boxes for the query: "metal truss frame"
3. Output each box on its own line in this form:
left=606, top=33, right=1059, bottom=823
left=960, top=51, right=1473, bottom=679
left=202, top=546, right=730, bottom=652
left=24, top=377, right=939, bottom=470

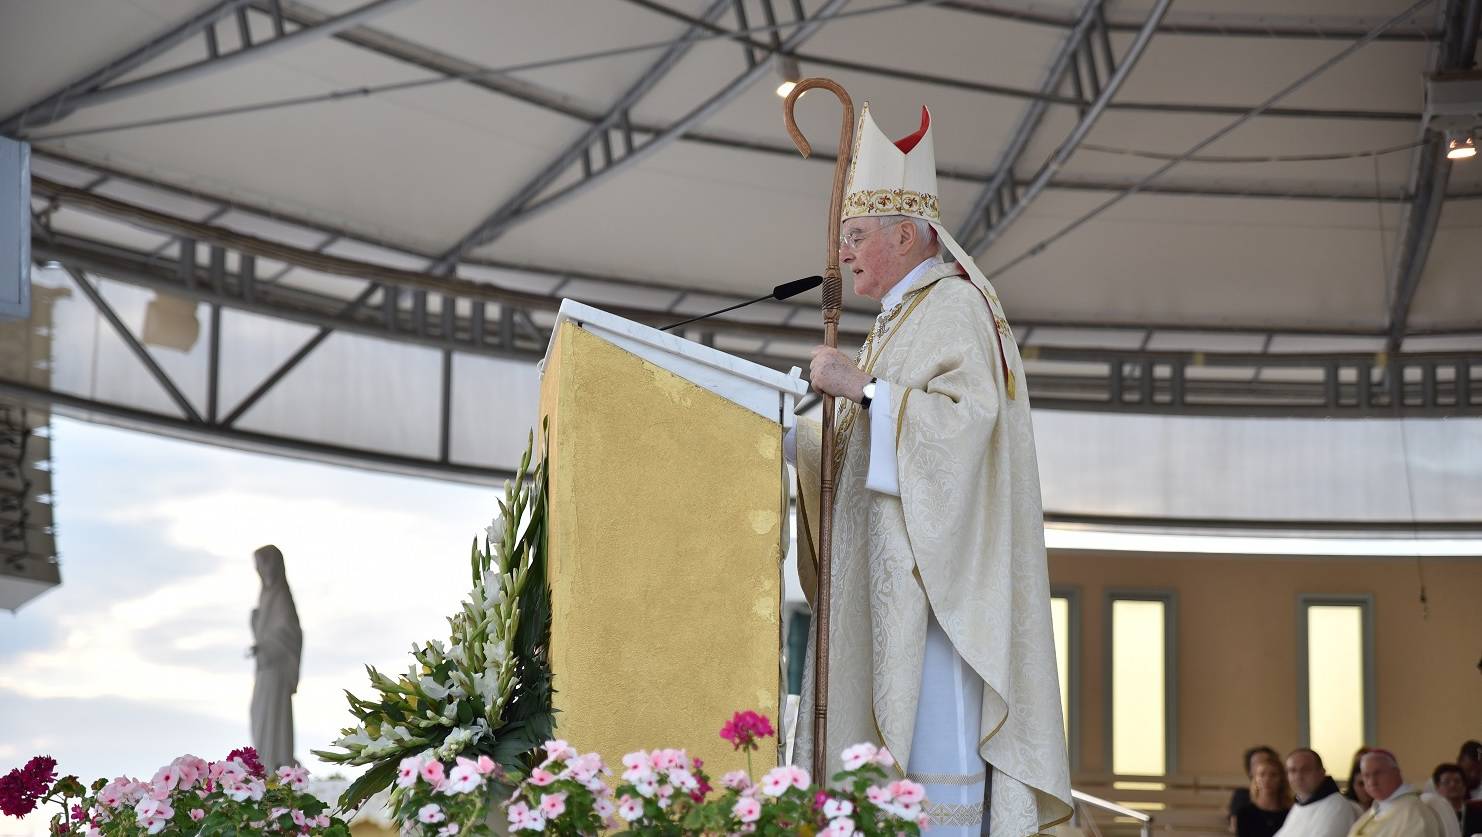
left=1386, top=0, right=1482, bottom=354
left=957, top=0, right=1171, bottom=253
left=1, top=0, right=420, bottom=135
left=24, top=166, right=1482, bottom=432
left=432, top=0, right=849, bottom=265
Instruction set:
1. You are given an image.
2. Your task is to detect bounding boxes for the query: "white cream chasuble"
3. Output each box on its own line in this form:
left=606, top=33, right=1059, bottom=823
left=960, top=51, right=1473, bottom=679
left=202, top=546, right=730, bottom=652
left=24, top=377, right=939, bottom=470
left=792, top=258, right=1072, bottom=837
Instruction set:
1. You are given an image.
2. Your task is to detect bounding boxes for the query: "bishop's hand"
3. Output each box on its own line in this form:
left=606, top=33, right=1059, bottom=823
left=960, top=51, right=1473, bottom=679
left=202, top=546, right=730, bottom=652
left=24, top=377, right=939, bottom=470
left=808, top=345, right=871, bottom=403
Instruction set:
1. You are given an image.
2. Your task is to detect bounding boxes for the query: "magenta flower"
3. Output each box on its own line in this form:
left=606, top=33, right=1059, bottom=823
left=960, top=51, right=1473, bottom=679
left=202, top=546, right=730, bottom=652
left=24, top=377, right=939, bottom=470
left=224, top=747, right=266, bottom=779
left=719, top=710, right=776, bottom=753
left=0, top=755, right=58, bottom=818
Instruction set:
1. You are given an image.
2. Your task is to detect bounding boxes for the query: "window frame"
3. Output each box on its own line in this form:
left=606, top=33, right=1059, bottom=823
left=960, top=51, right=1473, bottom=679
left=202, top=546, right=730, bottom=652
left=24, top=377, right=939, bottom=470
left=1296, top=594, right=1376, bottom=754
left=1103, top=589, right=1178, bottom=777
left=1051, top=586, right=1082, bottom=772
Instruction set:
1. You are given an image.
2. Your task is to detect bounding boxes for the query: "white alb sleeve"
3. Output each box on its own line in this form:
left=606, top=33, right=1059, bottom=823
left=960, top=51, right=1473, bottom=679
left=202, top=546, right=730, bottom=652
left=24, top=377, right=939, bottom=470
left=864, top=380, right=901, bottom=496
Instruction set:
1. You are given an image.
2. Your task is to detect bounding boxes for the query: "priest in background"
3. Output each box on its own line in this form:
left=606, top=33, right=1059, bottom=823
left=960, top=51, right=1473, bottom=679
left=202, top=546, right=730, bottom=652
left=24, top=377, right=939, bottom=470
left=788, top=102, right=1071, bottom=836
left=1274, top=749, right=1361, bottom=837
left=1348, top=751, right=1445, bottom=837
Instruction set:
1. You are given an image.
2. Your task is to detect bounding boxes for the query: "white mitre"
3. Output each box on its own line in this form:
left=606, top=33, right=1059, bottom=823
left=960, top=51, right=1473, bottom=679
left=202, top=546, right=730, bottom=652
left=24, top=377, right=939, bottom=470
left=843, top=102, right=1019, bottom=398
left=843, top=103, right=981, bottom=271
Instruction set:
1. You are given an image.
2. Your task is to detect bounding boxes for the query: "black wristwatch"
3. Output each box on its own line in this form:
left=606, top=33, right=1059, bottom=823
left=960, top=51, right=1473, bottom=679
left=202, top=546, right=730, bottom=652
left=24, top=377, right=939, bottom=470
left=860, top=377, right=878, bottom=410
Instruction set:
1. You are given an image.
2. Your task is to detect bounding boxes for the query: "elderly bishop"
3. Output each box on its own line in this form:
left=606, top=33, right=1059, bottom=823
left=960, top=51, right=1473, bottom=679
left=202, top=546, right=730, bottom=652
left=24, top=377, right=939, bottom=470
left=788, top=103, right=1072, bottom=837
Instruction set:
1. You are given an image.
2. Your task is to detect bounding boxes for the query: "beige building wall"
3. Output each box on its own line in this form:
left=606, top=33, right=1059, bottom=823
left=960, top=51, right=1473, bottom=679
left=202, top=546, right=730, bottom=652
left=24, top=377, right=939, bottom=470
left=1049, top=550, right=1482, bottom=783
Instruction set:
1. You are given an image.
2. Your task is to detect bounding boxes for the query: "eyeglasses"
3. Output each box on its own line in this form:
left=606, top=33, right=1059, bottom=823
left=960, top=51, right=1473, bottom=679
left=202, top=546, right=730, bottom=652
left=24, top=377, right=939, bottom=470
left=838, top=221, right=899, bottom=251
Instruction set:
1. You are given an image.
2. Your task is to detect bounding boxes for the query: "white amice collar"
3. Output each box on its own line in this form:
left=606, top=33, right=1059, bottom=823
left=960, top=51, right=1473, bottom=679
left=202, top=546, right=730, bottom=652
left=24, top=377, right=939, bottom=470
left=1375, top=785, right=1417, bottom=815
left=881, top=257, right=941, bottom=311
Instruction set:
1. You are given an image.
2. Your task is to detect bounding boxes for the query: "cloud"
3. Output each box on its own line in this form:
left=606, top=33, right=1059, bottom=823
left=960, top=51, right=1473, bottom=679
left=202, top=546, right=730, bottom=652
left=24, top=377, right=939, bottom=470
left=1, top=416, right=501, bottom=834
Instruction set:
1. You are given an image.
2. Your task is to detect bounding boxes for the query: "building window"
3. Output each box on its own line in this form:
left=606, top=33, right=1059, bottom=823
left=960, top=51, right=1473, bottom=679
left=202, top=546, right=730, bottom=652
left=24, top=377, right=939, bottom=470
left=1299, top=596, right=1374, bottom=769
left=1106, top=592, right=1176, bottom=777
left=1050, top=588, right=1079, bottom=767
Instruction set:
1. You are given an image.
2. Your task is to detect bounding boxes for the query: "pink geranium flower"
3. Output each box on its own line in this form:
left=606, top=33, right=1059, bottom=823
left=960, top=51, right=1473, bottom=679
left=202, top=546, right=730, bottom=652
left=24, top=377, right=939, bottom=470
left=719, top=710, right=776, bottom=752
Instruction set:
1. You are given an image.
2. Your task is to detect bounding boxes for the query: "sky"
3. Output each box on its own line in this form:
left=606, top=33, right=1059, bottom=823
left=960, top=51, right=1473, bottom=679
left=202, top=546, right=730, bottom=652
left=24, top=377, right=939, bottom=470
left=0, top=416, right=496, bottom=835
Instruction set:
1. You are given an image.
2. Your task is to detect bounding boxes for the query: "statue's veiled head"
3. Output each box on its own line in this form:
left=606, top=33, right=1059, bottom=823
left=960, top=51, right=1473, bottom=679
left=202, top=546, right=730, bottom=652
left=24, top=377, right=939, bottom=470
left=254, top=544, right=286, bottom=588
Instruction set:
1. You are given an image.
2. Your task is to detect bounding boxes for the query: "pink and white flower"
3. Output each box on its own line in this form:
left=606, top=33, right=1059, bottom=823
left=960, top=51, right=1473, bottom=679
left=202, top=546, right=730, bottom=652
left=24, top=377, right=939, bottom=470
left=276, top=765, right=310, bottom=790
left=721, top=770, right=752, bottom=790
left=617, top=795, right=644, bottom=822
left=527, top=766, right=557, bottom=787
left=444, top=758, right=482, bottom=794
left=866, top=784, right=893, bottom=805
left=841, top=743, right=878, bottom=771
left=822, top=815, right=857, bottom=836
left=667, top=768, right=699, bottom=793
left=539, top=791, right=568, bottom=819
left=417, top=803, right=446, bottom=824
left=419, top=760, right=447, bottom=789
left=397, top=756, right=423, bottom=788
left=543, top=740, right=577, bottom=763
left=475, top=755, right=498, bottom=775
left=889, top=779, right=926, bottom=805
left=733, top=796, right=762, bottom=823
left=823, top=798, right=855, bottom=819
left=437, top=825, right=460, bottom=836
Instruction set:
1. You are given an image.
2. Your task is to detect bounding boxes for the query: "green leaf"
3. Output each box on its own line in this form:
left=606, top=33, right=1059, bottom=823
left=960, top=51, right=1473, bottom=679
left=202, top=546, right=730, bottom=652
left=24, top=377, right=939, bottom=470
left=337, top=758, right=399, bottom=813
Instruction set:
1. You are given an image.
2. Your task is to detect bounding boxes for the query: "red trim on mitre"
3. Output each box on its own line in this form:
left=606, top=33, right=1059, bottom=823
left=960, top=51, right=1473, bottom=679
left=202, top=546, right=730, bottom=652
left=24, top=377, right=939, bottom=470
left=893, top=107, right=930, bottom=153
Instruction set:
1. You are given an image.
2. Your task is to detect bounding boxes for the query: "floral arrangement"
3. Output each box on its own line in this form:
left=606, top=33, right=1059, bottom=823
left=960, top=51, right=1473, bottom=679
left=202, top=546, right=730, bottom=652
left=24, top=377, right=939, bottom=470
left=315, top=428, right=554, bottom=811
left=0, top=747, right=350, bottom=836
left=390, top=752, right=508, bottom=836
left=498, top=711, right=929, bottom=836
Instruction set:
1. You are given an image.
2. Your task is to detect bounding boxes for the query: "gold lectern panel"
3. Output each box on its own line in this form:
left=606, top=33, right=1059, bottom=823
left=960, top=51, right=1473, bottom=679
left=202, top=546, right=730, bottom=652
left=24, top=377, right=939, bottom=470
left=540, top=323, right=782, bottom=773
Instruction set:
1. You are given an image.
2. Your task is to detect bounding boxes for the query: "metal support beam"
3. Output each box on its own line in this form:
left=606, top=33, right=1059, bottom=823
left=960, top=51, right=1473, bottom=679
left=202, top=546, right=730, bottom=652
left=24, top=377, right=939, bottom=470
left=965, top=0, right=1172, bottom=254
left=64, top=267, right=204, bottom=423
left=1386, top=0, right=1481, bottom=353
left=16, top=0, right=421, bottom=133
left=429, top=0, right=732, bottom=272
left=220, top=283, right=380, bottom=427
left=929, top=1, right=1442, bottom=42
left=431, top=0, right=849, bottom=266
left=955, top=0, right=1103, bottom=248
left=0, top=0, right=252, bottom=134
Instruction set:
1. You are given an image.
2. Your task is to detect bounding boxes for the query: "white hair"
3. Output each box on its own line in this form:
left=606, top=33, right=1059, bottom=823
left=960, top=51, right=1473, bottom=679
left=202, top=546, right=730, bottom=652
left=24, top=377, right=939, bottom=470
left=869, top=214, right=938, bottom=255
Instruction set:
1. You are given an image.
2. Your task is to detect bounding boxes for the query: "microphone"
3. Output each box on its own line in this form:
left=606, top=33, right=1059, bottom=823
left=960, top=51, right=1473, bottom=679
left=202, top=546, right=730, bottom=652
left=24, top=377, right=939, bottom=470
left=660, top=276, right=823, bottom=332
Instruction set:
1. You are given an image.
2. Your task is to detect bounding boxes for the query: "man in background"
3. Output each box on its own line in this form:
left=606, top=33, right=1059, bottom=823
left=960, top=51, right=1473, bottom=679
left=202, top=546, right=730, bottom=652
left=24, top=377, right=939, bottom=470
left=1275, top=749, right=1361, bottom=837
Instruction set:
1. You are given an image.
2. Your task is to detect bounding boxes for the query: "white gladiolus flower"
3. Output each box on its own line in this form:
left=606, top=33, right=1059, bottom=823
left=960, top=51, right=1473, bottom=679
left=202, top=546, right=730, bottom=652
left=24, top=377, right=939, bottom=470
left=421, top=677, right=452, bottom=701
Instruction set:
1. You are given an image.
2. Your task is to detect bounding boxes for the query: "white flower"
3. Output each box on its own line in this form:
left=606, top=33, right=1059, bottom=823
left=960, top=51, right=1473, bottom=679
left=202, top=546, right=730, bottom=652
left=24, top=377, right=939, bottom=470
left=822, top=816, right=857, bottom=836
left=617, top=795, right=644, bottom=822
left=418, top=803, right=446, bottom=824
left=841, top=743, right=878, bottom=771
left=443, top=758, right=482, bottom=794
left=823, top=798, right=854, bottom=819
left=484, top=639, right=509, bottom=666
left=420, top=677, right=452, bottom=701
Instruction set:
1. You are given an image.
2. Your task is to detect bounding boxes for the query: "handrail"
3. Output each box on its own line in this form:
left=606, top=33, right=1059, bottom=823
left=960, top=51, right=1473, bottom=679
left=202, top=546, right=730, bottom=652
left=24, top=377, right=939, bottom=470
left=1073, top=789, right=1153, bottom=837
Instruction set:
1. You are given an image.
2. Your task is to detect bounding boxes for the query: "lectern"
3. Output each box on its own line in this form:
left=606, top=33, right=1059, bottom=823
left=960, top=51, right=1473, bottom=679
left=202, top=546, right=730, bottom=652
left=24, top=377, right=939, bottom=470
left=538, top=300, right=808, bottom=774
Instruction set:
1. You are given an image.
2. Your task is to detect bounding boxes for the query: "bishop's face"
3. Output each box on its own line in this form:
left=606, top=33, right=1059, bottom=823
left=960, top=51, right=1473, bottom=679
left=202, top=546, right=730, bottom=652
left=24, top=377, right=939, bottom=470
left=839, top=217, right=909, bottom=302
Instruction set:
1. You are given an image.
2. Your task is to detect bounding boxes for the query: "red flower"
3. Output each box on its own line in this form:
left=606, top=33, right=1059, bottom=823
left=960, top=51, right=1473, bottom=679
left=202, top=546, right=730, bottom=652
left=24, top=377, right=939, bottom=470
left=225, top=747, right=266, bottom=779
left=0, top=755, right=58, bottom=818
left=719, top=710, right=776, bottom=752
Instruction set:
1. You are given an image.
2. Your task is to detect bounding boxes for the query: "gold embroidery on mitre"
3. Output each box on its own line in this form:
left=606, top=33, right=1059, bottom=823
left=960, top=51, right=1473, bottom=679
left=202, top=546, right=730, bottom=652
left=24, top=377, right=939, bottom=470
left=843, top=188, right=941, bottom=221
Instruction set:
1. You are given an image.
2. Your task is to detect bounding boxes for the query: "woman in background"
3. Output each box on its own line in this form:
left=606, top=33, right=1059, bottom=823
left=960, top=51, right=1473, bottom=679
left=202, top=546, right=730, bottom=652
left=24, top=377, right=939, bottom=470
left=1346, top=747, right=1375, bottom=811
left=1234, top=756, right=1294, bottom=837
